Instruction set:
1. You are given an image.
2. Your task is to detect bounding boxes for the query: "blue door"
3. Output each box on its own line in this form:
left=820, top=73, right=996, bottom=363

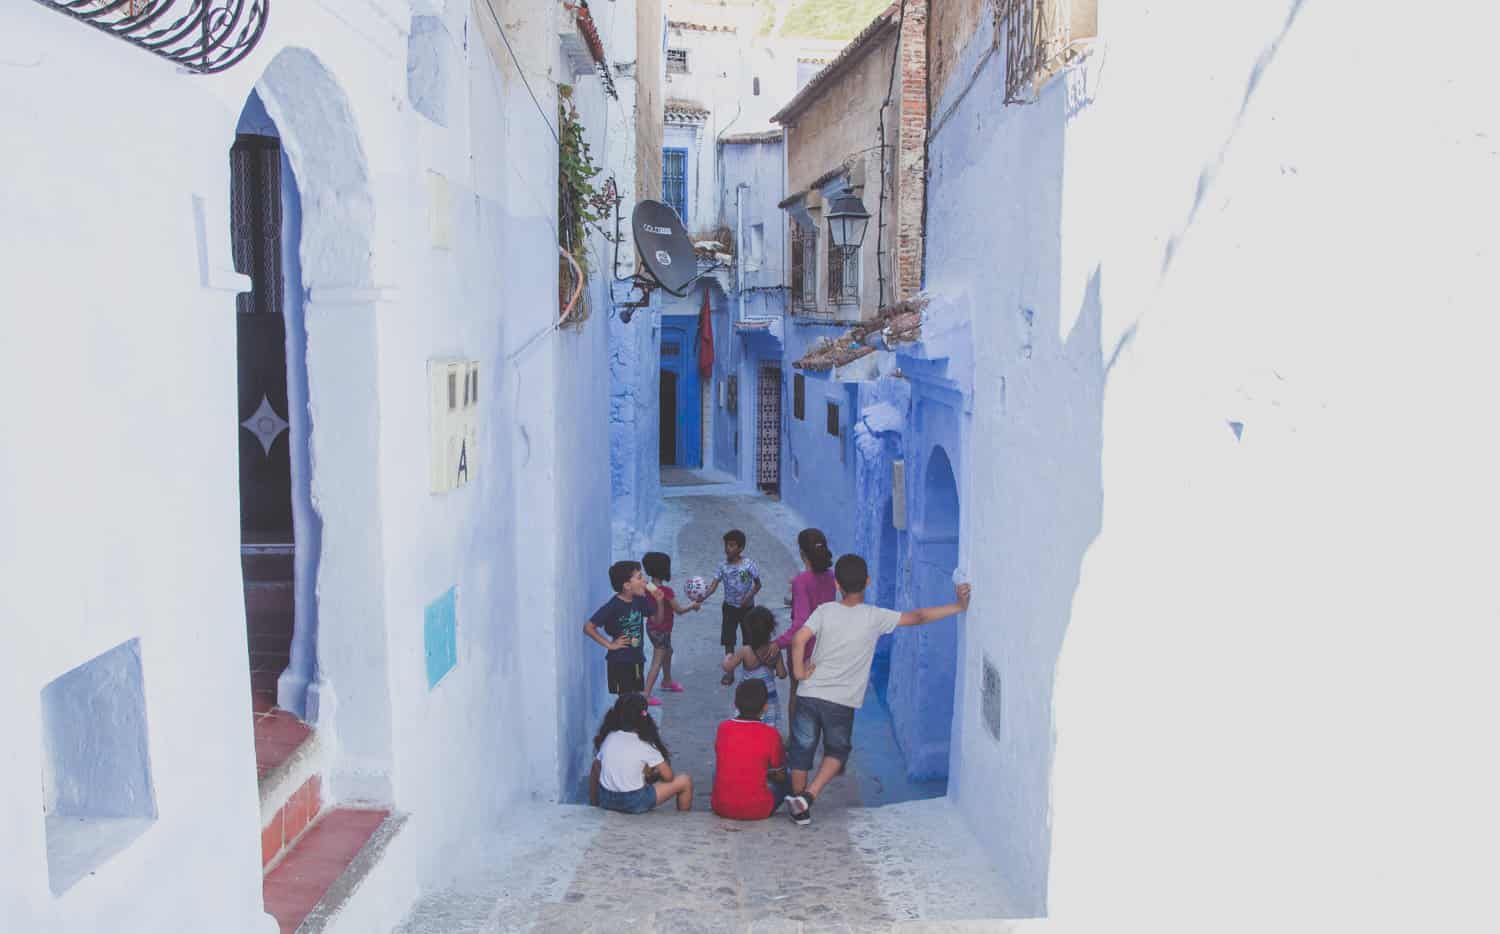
left=660, top=325, right=700, bottom=467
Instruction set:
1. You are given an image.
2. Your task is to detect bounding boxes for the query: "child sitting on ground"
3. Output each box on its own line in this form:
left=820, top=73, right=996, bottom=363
left=641, top=551, right=700, bottom=707
left=711, top=679, right=791, bottom=821
left=588, top=693, right=694, bottom=814
left=699, top=529, right=762, bottom=685
left=721, top=606, right=786, bottom=732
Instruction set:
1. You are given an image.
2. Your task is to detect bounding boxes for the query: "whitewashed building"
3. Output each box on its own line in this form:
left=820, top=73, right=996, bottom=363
left=0, top=1, right=652, bottom=930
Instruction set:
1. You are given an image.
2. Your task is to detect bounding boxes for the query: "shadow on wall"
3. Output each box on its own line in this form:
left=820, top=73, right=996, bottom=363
left=928, top=43, right=1108, bottom=913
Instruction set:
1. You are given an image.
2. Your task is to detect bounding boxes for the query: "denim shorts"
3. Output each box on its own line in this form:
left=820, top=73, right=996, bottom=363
left=598, top=783, right=658, bottom=814
left=648, top=628, right=672, bottom=650
left=787, top=695, right=856, bottom=771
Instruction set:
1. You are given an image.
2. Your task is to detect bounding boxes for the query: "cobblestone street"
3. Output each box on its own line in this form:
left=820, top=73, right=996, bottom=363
left=396, top=487, right=1016, bottom=932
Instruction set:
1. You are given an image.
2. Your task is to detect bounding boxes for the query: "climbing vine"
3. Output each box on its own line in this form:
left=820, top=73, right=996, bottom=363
left=557, top=85, right=614, bottom=324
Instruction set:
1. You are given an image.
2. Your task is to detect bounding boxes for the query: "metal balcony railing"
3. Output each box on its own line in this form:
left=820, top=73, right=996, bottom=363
left=31, top=0, right=269, bottom=74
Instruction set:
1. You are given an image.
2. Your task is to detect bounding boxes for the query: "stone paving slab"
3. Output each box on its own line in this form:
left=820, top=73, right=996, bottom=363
left=395, top=493, right=1019, bottom=932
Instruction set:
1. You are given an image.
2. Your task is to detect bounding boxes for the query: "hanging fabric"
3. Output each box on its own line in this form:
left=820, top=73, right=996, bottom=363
left=697, top=286, right=715, bottom=378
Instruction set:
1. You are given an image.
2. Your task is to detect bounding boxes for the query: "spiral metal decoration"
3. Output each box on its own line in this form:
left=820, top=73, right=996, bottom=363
left=32, top=0, right=269, bottom=75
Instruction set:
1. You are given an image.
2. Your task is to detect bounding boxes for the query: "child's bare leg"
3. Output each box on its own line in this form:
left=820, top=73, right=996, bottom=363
left=805, top=756, right=843, bottom=800
left=644, top=646, right=666, bottom=695
left=661, top=648, right=674, bottom=684
left=654, top=774, right=693, bottom=811
left=791, top=769, right=809, bottom=795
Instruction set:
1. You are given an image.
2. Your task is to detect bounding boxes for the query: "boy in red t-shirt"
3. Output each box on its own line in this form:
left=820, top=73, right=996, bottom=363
left=711, top=679, right=792, bottom=820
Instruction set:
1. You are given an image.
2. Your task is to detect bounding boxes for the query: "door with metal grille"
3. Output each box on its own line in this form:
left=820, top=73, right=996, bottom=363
left=757, top=365, right=782, bottom=492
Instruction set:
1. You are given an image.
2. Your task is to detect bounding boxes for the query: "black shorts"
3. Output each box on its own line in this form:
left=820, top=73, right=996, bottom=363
left=721, top=603, right=751, bottom=651
left=647, top=628, right=672, bottom=650
left=607, top=661, right=644, bottom=694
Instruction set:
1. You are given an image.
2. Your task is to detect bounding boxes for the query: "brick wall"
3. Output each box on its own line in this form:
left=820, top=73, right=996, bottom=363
left=894, top=0, right=928, bottom=299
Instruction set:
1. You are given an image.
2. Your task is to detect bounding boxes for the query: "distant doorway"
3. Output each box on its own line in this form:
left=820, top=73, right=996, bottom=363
left=660, top=370, right=678, bottom=465
left=660, top=325, right=700, bottom=467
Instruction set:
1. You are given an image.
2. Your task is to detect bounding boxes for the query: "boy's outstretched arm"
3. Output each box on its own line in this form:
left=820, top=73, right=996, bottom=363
left=897, top=583, right=972, bottom=628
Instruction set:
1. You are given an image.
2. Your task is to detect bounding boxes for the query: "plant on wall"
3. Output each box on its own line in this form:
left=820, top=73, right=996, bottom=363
left=557, top=84, right=615, bottom=325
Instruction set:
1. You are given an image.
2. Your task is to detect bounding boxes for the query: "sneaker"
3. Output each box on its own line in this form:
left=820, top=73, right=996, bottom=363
left=647, top=695, right=662, bottom=706
left=664, top=681, right=685, bottom=693
left=786, top=795, right=812, bottom=826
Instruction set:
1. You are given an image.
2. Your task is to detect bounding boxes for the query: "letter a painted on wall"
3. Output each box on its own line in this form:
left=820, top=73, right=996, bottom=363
left=697, top=287, right=714, bottom=377
left=456, top=439, right=468, bottom=483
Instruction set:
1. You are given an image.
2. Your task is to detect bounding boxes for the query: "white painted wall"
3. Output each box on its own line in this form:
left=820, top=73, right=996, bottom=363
left=924, top=0, right=1499, bottom=927
left=0, top=0, right=614, bottom=927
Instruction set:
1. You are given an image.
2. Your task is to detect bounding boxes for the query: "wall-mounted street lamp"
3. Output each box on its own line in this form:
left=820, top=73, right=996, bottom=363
left=825, top=193, right=871, bottom=250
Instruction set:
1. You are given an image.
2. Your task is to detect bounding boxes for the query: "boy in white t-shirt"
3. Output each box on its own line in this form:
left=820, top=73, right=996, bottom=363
left=786, top=553, right=971, bottom=826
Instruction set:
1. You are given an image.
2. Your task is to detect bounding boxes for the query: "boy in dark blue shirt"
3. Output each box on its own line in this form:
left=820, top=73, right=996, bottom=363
left=584, top=560, right=654, bottom=694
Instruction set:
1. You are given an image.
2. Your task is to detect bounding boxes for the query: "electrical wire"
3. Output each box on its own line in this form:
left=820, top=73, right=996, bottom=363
left=480, top=0, right=559, bottom=144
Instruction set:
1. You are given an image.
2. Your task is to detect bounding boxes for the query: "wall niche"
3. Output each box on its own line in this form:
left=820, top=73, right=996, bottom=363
left=40, top=638, right=158, bottom=895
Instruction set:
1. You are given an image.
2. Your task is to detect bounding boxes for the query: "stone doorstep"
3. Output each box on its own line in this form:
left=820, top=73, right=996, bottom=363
left=263, top=808, right=403, bottom=934
left=261, top=773, right=322, bottom=874
left=257, top=719, right=327, bottom=881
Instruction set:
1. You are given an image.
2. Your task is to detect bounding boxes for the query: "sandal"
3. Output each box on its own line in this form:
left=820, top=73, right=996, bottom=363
left=664, top=681, right=685, bottom=693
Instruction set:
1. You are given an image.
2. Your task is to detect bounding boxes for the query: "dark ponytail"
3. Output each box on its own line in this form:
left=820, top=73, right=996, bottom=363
left=593, top=693, right=671, bottom=762
left=798, top=528, right=833, bottom=573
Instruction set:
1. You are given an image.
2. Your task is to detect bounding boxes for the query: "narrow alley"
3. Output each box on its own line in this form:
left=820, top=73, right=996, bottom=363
left=396, top=484, right=1013, bottom=932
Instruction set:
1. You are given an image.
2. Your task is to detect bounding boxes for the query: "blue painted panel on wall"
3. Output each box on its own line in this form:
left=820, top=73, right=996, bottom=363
left=424, top=587, right=458, bottom=689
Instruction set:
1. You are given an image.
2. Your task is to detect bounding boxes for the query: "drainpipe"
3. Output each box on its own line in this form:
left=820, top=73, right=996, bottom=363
left=735, top=182, right=749, bottom=323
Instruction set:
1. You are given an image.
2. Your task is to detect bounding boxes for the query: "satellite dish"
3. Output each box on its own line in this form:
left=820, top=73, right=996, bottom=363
left=632, top=200, right=696, bottom=297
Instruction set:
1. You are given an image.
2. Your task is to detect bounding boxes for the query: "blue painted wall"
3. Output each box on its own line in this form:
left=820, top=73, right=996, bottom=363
left=781, top=322, right=861, bottom=555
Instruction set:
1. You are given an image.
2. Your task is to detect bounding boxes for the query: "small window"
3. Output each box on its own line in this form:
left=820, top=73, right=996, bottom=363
left=826, top=401, right=839, bottom=437
left=789, top=220, right=818, bottom=314
left=828, top=239, right=859, bottom=306
left=666, top=48, right=689, bottom=74
left=727, top=375, right=738, bottom=415
left=794, top=373, right=805, bottom=421
left=753, top=76, right=761, bottom=96
left=662, top=149, right=688, bottom=222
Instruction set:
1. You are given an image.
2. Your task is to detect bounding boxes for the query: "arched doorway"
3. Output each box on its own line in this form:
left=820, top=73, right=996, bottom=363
left=237, top=47, right=394, bottom=806
left=887, top=446, right=961, bottom=781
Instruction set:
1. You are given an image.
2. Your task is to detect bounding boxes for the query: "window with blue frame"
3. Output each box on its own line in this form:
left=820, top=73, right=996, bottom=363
left=662, top=149, right=688, bottom=223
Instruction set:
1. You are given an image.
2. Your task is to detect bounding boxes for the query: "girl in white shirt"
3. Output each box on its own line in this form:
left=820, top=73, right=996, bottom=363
left=588, top=693, right=694, bottom=813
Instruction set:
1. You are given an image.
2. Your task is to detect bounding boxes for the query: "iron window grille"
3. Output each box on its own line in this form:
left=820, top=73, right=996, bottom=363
left=662, top=149, right=688, bottom=223
left=998, top=0, right=1089, bottom=105
left=789, top=221, right=820, bottom=315
left=826, top=402, right=840, bottom=437
left=666, top=48, right=689, bottom=74
left=827, top=241, right=859, bottom=307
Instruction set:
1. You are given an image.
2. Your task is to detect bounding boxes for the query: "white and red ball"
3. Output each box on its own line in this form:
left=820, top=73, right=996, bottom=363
left=683, top=575, right=710, bottom=604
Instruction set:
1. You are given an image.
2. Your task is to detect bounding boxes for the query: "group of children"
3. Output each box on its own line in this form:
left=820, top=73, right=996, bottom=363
left=583, top=527, right=973, bottom=825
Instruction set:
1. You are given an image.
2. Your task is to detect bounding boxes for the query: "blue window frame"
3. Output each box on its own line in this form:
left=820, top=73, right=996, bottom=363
left=662, top=148, right=688, bottom=223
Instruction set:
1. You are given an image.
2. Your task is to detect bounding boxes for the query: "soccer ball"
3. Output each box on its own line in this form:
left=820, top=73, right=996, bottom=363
left=683, top=576, right=710, bottom=604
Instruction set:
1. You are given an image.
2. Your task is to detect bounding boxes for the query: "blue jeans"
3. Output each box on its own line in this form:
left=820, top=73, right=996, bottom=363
left=597, top=784, right=658, bottom=814
left=787, top=695, right=856, bottom=772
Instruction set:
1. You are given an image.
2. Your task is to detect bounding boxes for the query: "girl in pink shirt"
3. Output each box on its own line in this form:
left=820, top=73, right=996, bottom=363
left=776, top=528, right=837, bottom=724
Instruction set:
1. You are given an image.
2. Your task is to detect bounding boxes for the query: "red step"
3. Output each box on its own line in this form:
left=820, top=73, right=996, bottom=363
left=263, top=807, right=390, bottom=934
